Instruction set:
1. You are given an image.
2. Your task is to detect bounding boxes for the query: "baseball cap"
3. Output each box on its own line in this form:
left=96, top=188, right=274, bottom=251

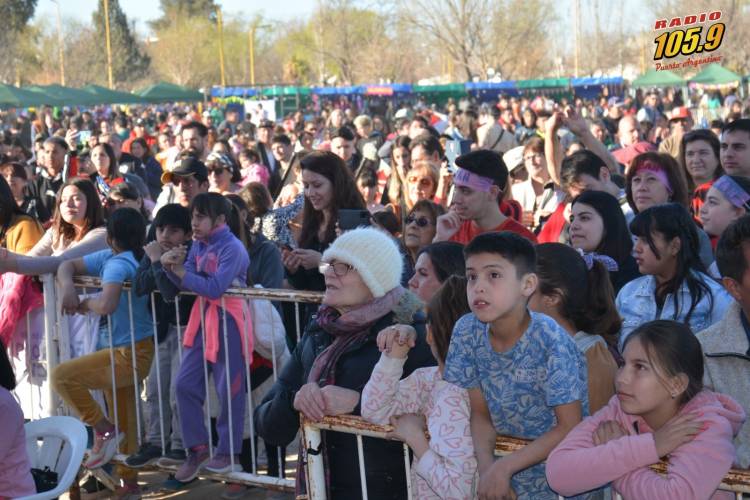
left=608, top=97, right=625, bottom=108
left=134, top=118, right=146, bottom=127
left=258, top=119, right=275, bottom=129
left=669, top=107, right=692, bottom=121
left=161, top=156, right=208, bottom=184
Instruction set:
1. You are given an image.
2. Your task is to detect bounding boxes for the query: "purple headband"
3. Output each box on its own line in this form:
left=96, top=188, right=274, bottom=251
left=577, top=248, right=619, bottom=272
left=636, top=161, right=673, bottom=195
left=713, top=175, right=750, bottom=210
left=454, top=167, right=495, bottom=192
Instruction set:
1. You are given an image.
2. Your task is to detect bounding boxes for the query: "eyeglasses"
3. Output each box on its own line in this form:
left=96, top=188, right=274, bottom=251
left=318, top=261, right=354, bottom=277
left=208, top=167, right=228, bottom=175
left=405, top=215, right=431, bottom=227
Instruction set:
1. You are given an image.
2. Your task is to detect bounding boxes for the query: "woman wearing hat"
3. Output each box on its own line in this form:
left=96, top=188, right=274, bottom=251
left=255, top=226, right=435, bottom=499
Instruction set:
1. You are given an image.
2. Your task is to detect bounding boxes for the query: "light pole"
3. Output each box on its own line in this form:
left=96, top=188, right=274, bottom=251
left=103, top=0, right=114, bottom=88
left=51, top=0, right=65, bottom=85
left=216, top=6, right=226, bottom=87
left=249, top=23, right=271, bottom=86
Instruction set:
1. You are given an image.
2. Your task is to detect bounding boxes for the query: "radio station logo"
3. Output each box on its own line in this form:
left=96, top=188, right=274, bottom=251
left=652, top=11, right=725, bottom=70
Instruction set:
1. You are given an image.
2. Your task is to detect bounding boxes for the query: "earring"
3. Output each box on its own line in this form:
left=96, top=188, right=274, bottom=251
left=671, top=393, right=677, bottom=399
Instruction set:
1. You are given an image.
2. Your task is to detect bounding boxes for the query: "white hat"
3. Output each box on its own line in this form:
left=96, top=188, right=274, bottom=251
left=322, top=227, right=403, bottom=298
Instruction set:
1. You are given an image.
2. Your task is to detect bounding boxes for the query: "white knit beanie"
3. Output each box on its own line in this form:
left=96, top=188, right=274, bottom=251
left=322, top=226, right=403, bottom=298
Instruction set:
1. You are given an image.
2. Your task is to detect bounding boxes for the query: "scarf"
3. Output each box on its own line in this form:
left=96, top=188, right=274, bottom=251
left=307, top=286, right=406, bottom=386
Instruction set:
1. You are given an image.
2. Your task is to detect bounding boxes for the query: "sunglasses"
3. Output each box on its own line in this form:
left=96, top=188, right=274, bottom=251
left=405, top=215, right=431, bottom=227
left=318, top=261, right=354, bottom=277
left=208, top=167, right=229, bottom=175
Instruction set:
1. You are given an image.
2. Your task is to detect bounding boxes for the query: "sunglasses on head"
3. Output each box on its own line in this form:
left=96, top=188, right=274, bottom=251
left=405, top=215, right=431, bottom=227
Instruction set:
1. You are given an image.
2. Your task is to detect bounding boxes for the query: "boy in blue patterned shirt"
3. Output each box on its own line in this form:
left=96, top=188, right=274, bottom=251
left=444, top=232, right=589, bottom=499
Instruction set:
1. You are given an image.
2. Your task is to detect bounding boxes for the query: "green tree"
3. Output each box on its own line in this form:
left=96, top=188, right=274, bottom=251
left=91, top=0, right=150, bottom=85
left=0, top=0, right=38, bottom=83
left=150, top=0, right=219, bottom=31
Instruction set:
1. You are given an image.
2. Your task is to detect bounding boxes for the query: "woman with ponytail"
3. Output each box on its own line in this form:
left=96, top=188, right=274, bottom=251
left=530, top=243, right=621, bottom=411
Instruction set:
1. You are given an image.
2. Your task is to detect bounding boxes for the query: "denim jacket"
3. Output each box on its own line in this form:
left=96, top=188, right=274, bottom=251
left=616, top=272, right=733, bottom=348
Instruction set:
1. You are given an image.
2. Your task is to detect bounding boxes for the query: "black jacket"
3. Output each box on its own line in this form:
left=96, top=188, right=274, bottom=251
left=254, top=309, right=436, bottom=499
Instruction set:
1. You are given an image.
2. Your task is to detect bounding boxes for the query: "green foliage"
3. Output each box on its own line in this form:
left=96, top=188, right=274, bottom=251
left=91, top=0, right=151, bottom=83
left=150, top=0, right=219, bottom=31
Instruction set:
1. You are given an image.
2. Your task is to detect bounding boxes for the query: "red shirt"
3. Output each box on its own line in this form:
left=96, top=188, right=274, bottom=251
left=538, top=202, right=568, bottom=244
left=449, top=216, right=538, bottom=245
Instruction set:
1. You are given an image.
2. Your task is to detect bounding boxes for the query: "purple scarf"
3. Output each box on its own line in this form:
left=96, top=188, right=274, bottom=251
left=308, top=286, right=405, bottom=386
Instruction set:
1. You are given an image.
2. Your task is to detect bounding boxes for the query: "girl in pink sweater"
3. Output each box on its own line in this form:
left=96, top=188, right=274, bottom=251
left=547, top=320, right=745, bottom=500
left=361, top=276, right=476, bottom=500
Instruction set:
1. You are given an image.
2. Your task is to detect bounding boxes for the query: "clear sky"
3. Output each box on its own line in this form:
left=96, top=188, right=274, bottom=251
left=34, top=0, right=316, bottom=33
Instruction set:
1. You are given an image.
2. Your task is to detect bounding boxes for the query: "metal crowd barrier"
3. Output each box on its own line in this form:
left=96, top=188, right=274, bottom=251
left=302, top=416, right=750, bottom=500
left=9, top=273, right=323, bottom=494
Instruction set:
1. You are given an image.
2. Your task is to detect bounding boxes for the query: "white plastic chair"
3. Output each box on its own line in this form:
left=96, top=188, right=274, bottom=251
left=18, top=416, right=87, bottom=500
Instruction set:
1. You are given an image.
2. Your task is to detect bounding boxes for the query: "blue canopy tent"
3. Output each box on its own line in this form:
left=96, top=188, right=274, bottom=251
left=210, top=86, right=258, bottom=98
left=571, top=76, right=624, bottom=100
left=465, top=81, right=519, bottom=101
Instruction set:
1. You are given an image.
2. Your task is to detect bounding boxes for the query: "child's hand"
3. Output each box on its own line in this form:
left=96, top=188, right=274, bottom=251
left=376, top=325, right=417, bottom=359
left=161, top=246, right=187, bottom=268
left=387, top=413, right=426, bottom=442
left=478, top=460, right=516, bottom=500
left=653, top=412, right=704, bottom=458
left=144, top=241, right=164, bottom=263
left=592, top=420, right=628, bottom=446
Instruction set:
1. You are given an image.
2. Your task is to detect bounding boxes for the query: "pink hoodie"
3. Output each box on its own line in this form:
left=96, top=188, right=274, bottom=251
left=546, top=390, right=745, bottom=500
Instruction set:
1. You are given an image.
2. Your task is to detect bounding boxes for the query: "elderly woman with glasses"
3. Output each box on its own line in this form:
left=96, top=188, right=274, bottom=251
left=255, top=226, right=435, bottom=499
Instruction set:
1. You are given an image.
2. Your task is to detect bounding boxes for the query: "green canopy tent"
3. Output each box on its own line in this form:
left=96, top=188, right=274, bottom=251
left=260, top=86, right=311, bottom=117
left=24, top=84, right=101, bottom=107
left=135, top=82, right=204, bottom=103
left=82, top=84, right=142, bottom=104
left=689, top=64, right=742, bottom=86
left=516, top=78, right=571, bottom=99
left=0, top=83, right=62, bottom=108
left=631, top=69, right=685, bottom=88
left=413, top=83, right=466, bottom=106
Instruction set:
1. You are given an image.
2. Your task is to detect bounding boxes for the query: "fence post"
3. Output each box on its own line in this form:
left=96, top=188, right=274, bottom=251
left=303, top=421, right=326, bottom=500
left=40, top=273, right=59, bottom=417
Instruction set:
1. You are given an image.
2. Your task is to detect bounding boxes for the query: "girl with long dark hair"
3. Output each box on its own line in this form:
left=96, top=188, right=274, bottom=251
left=616, top=204, right=732, bottom=347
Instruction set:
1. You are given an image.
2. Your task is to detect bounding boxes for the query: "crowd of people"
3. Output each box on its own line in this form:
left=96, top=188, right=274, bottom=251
left=1, top=86, right=750, bottom=500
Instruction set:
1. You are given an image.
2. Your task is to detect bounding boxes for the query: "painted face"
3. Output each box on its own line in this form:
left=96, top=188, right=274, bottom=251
left=408, top=253, right=442, bottom=303
left=59, top=185, right=88, bottom=226
left=616, top=337, right=678, bottom=419
left=403, top=209, right=436, bottom=251
left=685, top=139, right=719, bottom=184
left=631, top=170, right=670, bottom=212
left=155, top=225, right=189, bottom=251
left=465, top=253, right=532, bottom=324
left=699, top=185, right=745, bottom=238
left=321, top=260, right=373, bottom=312
left=569, top=202, right=605, bottom=253
left=302, top=169, right=333, bottom=212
